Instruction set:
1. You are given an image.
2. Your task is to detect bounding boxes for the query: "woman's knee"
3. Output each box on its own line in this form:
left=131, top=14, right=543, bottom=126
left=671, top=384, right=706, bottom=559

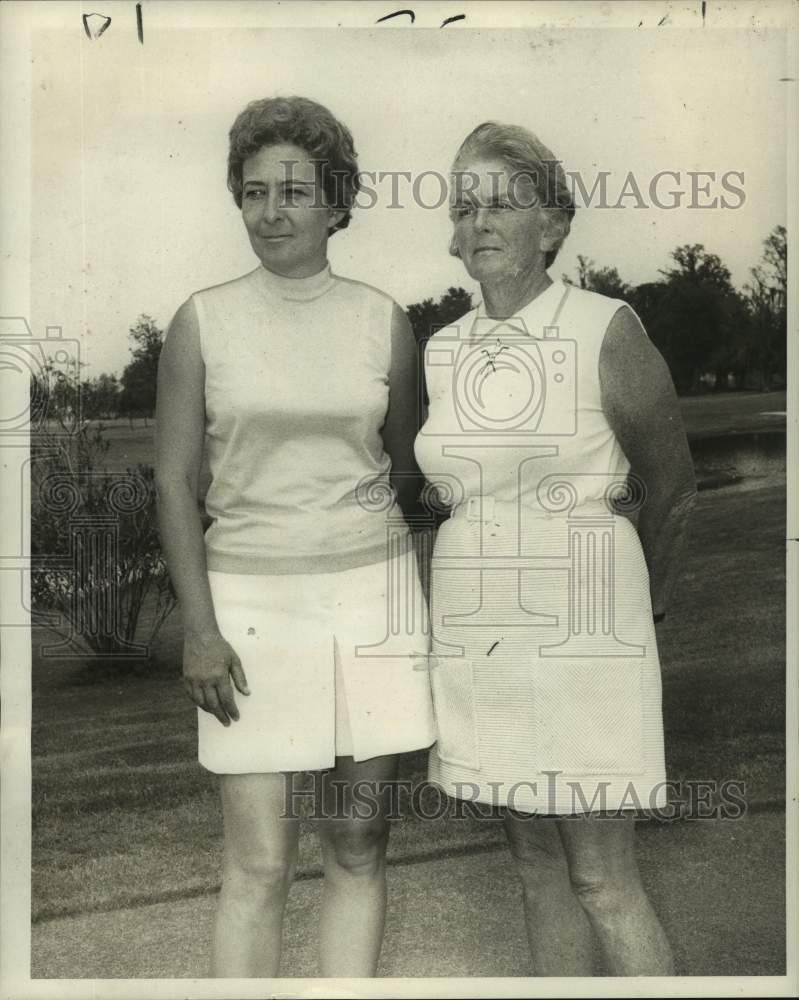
left=567, top=848, right=642, bottom=915
left=504, top=816, right=570, bottom=882
left=560, top=815, right=642, bottom=913
left=218, top=772, right=299, bottom=896
left=222, top=842, right=297, bottom=898
left=322, top=817, right=390, bottom=876
left=569, top=868, right=647, bottom=923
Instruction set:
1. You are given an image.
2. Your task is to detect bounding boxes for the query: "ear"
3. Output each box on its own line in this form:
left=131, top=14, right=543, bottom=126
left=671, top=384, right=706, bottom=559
left=539, top=209, right=569, bottom=253
left=327, top=208, right=347, bottom=231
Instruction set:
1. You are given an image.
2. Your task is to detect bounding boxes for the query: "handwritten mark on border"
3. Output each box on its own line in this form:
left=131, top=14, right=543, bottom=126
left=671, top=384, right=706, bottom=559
left=82, top=13, right=112, bottom=40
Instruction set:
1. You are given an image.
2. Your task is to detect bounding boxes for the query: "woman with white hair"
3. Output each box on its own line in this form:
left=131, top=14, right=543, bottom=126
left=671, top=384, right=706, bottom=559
left=415, top=122, right=696, bottom=975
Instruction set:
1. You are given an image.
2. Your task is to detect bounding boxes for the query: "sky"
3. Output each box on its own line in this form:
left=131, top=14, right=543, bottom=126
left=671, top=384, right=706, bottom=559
left=28, top=5, right=789, bottom=378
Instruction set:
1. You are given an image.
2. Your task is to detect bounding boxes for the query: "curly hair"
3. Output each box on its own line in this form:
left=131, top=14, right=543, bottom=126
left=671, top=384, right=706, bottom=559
left=227, top=96, right=360, bottom=235
left=452, top=121, right=575, bottom=268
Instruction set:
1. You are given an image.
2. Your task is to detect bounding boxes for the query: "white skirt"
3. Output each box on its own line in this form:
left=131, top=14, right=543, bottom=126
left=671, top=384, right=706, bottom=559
left=199, top=552, right=435, bottom=773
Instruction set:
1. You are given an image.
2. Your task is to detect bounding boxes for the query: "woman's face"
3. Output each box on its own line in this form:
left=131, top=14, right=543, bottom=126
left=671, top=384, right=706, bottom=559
left=450, top=156, right=554, bottom=285
left=241, top=143, right=344, bottom=278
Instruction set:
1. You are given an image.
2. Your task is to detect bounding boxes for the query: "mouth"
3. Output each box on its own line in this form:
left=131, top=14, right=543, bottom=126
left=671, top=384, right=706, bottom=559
left=474, top=246, right=503, bottom=254
left=260, top=235, right=291, bottom=242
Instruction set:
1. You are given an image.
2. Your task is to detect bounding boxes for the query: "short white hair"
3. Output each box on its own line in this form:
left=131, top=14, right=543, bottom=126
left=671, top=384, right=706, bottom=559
left=452, top=121, right=575, bottom=268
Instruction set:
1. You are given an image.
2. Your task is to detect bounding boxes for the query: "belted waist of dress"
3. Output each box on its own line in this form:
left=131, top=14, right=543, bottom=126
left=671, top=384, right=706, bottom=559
left=450, top=494, right=618, bottom=522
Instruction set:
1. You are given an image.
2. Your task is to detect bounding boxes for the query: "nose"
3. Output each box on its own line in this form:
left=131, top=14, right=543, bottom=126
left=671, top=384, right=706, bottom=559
left=261, top=189, right=284, bottom=225
left=473, top=207, right=493, bottom=232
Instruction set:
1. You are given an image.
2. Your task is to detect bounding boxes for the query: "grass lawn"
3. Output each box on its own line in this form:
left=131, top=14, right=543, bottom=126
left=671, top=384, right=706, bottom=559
left=31, top=473, right=786, bottom=922
left=677, top=389, right=786, bottom=437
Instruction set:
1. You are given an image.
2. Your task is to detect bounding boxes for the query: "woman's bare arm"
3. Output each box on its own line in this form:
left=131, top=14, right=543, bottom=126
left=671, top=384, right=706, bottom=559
left=155, top=299, right=248, bottom=724
left=155, top=300, right=214, bottom=632
left=599, top=306, right=697, bottom=619
left=382, top=303, right=426, bottom=522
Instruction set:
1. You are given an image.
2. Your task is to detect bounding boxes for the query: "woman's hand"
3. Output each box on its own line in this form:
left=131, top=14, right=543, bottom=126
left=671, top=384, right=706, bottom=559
left=182, top=628, right=250, bottom=726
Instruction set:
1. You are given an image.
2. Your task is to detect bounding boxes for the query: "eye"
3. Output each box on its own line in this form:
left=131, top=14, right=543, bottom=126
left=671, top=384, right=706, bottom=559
left=244, top=187, right=266, bottom=200
left=450, top=203, right=476, bottom=220
left=283, top=186, right=310, bottom=204
left=491, top=201, right=514, bottom=212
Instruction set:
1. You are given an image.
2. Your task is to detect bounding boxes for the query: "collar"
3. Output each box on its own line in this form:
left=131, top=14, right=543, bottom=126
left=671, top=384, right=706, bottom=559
left=470, top=279, right=566, bottom=340
left=256, top=262, right=336, bottom=302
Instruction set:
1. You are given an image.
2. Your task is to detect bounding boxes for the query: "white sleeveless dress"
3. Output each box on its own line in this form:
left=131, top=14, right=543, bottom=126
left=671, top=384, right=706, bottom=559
left=414, top=280, right=666, bottom=814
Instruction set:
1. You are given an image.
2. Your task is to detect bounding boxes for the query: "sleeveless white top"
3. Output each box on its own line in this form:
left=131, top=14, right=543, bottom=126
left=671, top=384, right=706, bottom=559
left=414, top=280, right=631, bottom=512
left=192, top=264, right=407, bottom=574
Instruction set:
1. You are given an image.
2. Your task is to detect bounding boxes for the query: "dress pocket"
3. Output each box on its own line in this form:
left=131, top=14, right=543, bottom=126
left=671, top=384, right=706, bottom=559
left=430, top=656, right=480, bottom=769
left=534, top=661, right=645, bottom=775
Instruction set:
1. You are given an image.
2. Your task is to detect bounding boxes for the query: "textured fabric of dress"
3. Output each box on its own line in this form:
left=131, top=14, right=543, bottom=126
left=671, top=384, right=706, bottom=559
left=414, top=280, right=667, bottom=814
left=185, top=264, right=434, bottom=771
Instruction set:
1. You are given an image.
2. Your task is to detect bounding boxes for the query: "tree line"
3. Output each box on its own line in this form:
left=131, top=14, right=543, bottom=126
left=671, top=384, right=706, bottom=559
left=82, top=315, right=162, bottom=422
left=31, top=314, right=164, bottom=424
left=408, top=225, right=786, bottom=395
left=36, top=225, right=785, bottom=422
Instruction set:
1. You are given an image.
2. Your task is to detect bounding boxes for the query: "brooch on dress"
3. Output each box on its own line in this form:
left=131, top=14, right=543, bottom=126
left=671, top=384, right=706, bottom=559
left=480, top=338, right=508, bottom=378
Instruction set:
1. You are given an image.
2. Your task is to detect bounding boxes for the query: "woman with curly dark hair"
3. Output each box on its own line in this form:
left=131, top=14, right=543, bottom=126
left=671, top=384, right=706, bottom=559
left=155, top=96, right=434, bottom=977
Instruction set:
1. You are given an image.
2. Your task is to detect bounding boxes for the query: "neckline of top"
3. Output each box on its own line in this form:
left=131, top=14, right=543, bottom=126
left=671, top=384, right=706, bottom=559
left=255, top=263, right=336, bottom=302
left=472, top=279, right=566, bottom=339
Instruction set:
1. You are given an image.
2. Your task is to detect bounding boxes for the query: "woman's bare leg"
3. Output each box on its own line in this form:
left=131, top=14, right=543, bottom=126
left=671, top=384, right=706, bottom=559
left=315, top=754, right=399, bottom=977
left=212, top=772, right=300, bottom=977
left=558, top=812, right=675, bottom=976
left=503, top=811, right=596, bottom=975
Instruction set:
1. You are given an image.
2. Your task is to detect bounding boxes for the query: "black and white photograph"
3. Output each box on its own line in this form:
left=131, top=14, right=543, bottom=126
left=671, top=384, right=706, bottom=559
left=0, top=1, right=796, bottom=997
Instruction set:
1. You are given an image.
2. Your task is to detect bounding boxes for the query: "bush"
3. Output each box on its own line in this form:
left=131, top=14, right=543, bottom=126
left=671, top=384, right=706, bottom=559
left=30, top=364, right=176, bottom=661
